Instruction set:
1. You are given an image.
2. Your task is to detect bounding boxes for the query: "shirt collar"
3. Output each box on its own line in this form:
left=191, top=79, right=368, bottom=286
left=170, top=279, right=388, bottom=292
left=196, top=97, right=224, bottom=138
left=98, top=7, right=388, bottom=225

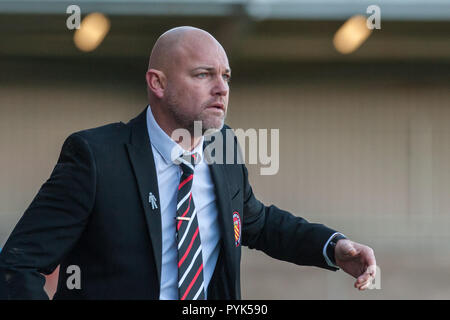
left=146, top=105, right=204, bottom=166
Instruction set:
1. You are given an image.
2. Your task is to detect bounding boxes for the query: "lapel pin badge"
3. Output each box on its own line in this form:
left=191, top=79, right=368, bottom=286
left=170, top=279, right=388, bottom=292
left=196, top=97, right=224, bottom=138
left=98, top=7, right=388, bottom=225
left=149, top=192, right=158, bottom=210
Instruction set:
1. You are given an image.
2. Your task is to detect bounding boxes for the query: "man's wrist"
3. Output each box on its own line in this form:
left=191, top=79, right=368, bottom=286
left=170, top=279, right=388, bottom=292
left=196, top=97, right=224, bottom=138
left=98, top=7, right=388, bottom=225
left=324, top=233, right=347, bottom=267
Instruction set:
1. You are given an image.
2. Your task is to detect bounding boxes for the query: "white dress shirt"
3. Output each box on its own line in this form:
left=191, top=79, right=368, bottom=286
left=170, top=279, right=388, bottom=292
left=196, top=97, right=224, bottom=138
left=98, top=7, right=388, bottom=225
left=146, top=105, right=220, bottom=300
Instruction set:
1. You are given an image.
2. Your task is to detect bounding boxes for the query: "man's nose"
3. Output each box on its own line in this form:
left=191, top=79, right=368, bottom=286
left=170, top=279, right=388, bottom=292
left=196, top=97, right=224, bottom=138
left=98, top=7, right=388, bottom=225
left=212, top=76, right=228, bottom=96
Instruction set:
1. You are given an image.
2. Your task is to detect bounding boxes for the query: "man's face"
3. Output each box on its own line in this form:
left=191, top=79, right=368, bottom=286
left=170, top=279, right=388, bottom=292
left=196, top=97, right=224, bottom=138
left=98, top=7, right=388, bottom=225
left=163, top=37, right=231, bottom=135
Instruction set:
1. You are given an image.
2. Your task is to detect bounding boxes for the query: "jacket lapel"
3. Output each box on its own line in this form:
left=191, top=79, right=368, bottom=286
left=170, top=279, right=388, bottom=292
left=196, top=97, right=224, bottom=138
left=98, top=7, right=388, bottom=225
left=125, top=108, right=163, bottom=286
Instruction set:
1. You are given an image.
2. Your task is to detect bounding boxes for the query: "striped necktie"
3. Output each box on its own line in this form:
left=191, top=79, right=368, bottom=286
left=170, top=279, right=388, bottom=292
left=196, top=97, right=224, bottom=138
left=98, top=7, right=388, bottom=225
left=176, top=153, right=205, bottom=300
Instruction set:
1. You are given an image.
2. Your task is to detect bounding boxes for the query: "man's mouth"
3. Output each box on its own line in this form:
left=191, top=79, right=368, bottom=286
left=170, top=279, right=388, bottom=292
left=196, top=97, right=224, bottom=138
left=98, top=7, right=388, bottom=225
left=206, top=103, right=225, bottom=112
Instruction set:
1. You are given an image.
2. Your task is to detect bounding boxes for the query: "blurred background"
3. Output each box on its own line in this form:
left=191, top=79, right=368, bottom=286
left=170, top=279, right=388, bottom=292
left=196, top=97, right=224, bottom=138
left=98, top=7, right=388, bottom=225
left=1, top=0, right=450, bottom=299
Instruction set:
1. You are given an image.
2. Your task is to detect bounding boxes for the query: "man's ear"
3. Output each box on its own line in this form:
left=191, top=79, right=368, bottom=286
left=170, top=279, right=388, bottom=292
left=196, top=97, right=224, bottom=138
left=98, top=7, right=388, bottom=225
left=146, top=69, right=166, bottom=99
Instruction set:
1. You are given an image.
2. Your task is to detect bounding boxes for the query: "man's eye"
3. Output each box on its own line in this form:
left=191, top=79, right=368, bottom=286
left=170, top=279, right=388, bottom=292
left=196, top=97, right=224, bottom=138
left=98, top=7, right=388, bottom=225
left=196, top=73, right=208, bottom=78
left=223, top=74, right=231, bottom=82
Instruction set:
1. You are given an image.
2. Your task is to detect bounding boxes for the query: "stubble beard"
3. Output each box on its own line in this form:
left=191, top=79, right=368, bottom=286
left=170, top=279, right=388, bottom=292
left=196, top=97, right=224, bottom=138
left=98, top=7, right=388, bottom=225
left=166, top=94, right=226, bottom=136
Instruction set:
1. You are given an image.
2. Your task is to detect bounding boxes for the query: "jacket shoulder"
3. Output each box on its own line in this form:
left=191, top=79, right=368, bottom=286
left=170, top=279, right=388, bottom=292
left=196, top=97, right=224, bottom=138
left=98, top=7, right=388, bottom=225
left=69, top=121, right=128, bottom=145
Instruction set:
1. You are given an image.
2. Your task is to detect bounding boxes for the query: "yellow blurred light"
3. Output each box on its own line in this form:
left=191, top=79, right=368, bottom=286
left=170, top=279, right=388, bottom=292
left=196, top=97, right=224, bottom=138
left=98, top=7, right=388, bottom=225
left=333, top=15, right=372, bottom=55
left=74, top=13, right=110, bottom=52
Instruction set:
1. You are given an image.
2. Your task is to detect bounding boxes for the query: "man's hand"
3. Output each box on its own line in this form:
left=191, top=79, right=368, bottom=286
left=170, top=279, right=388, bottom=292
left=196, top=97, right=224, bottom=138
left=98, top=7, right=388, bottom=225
left=334, top=239, right=377, bottom=291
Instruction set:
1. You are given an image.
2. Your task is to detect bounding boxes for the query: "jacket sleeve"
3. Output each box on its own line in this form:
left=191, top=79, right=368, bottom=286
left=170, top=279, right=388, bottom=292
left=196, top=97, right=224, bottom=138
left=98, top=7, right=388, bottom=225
left=240, top=164, right=338, bottom=271
left=0, top=133, right=96, bottom=299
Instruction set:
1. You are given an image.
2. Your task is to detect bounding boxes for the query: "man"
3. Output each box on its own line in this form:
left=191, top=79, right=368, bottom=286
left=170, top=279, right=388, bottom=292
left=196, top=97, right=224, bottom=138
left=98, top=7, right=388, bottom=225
left=0, top=26, right=376, bottom=300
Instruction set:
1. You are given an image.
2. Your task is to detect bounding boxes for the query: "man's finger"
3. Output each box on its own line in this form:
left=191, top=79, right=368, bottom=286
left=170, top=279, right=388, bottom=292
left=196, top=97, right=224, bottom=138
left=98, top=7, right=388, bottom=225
left=359, top=280, right=373, bottom=291
left=355, top=278, right=372, bottom=290
left=357, top=265, right=377, bottom=284
left=357, top=275, right=373, bottom=286
left=357, top=273, right=370, bottom=284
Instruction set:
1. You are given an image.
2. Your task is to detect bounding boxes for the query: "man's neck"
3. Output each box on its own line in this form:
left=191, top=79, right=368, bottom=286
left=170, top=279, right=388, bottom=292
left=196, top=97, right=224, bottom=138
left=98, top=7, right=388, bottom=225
left=150, top=105, right=202, bottom=152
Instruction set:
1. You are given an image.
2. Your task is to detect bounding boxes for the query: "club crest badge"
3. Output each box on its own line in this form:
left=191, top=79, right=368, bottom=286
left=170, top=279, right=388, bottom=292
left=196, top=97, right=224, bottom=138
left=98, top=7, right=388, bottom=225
left=233, top=211, right=241, bottom=247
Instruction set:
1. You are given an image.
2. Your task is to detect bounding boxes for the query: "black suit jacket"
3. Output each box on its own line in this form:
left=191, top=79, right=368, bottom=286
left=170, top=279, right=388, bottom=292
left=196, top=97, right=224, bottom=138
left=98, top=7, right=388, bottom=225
left=0, top=107, right=338, bottom=299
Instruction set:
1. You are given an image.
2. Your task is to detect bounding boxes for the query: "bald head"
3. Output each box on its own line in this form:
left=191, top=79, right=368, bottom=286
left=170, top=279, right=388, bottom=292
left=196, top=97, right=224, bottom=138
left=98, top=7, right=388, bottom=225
left=148, top=26, right=224, bottom=74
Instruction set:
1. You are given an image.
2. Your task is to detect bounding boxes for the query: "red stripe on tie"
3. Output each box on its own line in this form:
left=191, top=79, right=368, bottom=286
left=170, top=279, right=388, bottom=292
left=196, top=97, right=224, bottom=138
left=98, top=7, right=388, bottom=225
left=180, top=263, right=203, bottom=300
left=177, top=193, right=192, bottom=231
left=178, top=174, right=193, bottom=190
left=178, top=227, right=199, bottom=268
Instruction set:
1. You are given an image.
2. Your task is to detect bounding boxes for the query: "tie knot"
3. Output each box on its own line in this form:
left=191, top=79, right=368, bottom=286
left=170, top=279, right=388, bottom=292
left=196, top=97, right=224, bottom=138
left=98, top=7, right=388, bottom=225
left=176, top=152, right=199, bottom=174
